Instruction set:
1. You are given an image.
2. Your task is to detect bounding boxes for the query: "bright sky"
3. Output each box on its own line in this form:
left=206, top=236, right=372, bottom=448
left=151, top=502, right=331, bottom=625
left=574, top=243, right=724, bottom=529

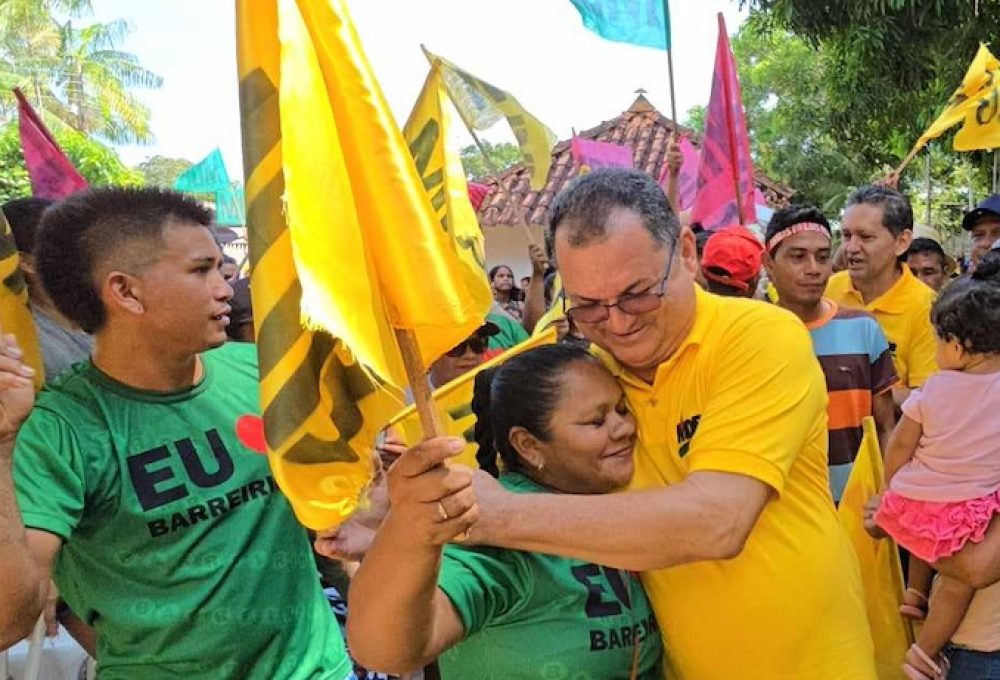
left=91, top=1, right=747, bottom=176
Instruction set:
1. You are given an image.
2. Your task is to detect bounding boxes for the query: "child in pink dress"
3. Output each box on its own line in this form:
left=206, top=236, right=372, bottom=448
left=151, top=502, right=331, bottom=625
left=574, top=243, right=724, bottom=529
left=876, top=259, right=1000, bottom=680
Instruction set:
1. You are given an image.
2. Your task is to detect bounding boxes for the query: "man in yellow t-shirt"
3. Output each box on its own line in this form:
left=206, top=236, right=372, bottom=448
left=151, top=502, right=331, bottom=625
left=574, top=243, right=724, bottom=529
left=825, top=185, right=937, bottom=402
left=470, top=169, right=875, bottom=679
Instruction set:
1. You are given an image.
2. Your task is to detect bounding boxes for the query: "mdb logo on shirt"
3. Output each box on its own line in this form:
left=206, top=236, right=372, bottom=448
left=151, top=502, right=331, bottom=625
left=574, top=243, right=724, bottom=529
left=675, top=414, right=701, bottom=458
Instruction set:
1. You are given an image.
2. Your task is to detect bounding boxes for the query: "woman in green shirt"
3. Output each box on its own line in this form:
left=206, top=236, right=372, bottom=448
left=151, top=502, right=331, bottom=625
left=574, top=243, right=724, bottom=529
left=348, top=344, right=662, bottom=679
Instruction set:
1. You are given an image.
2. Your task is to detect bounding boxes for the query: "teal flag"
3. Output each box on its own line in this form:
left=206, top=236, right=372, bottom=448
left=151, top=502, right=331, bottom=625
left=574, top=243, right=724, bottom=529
left=174, top=148, right=231, bottom=192
left=215, top=185, right=246, bottom=226
left=568, top=0, right=670, bottom=50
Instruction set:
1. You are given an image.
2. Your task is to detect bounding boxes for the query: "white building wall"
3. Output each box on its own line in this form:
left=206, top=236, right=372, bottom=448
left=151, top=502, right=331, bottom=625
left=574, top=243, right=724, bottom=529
left=482, top=223, right=546, bottom=283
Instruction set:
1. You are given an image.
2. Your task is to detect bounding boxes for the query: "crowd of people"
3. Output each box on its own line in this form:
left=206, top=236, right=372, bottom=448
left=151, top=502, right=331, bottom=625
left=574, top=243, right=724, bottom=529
left=0, top=164, right=998, bottom=680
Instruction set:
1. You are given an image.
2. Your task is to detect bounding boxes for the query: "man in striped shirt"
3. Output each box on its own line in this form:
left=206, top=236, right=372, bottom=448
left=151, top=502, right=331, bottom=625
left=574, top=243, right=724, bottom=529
left=763, top=206, right=898, bottom=502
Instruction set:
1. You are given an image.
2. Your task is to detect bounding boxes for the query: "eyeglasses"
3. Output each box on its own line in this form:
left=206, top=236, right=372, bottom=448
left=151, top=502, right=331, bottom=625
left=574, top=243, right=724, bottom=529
left=446, top=335, right=488, bottom=357
left=563, top=240, right=678, bottom=325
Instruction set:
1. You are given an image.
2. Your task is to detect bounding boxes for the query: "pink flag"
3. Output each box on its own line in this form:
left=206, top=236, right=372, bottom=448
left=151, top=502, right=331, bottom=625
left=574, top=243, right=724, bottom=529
left=14, top=89, right=89, bottom=199
left=659, top=135, right=701, bottom=211
left=690, top=14, right=756, bottom=229
left=571, top=137, right=633, bottom=174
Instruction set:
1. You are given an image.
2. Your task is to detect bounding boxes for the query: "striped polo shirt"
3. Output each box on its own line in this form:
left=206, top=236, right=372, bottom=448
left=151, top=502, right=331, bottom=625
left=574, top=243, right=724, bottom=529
left=806, top=300, right=899, bottom=501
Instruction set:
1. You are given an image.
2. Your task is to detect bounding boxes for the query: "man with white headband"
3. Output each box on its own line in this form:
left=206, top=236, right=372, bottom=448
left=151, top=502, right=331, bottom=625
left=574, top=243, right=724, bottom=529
left=763, top=206, right=899, bottom=503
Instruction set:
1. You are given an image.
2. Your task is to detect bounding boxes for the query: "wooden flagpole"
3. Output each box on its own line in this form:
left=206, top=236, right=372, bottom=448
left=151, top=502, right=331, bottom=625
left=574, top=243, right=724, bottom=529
left=664, top=0, right=678, bottom=127
left=394, top=328, right=443, bottom=437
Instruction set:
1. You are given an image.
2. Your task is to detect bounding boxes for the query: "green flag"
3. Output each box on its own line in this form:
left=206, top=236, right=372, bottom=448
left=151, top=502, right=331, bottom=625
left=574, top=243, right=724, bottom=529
left=215, top=185, right=246, bottom=226
left=174, top=148, right=231, bottom=192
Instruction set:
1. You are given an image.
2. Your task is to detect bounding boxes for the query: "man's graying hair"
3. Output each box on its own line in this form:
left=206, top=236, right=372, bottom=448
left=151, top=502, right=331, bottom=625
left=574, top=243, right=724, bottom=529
left=844, top=185, right=914, bottom=237
left=546, top=169, right=679, bottom=259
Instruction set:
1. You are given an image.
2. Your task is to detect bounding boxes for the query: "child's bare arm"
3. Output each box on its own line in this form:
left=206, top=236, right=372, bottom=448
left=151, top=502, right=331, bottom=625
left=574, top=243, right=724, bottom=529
left=883, top=415, right=922, bottom=484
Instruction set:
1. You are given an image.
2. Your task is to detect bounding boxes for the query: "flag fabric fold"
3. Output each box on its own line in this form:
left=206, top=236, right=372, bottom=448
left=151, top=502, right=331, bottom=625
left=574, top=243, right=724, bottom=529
left=690, top=14, right=757, bottom=229
left=568, top=0, right=670, bottom=50
left=570, top=137, right=633, bottom=174
left=236, top=0, right=488, bottom=529
left=13, top=89, right=88, bottom=200
left=838, top=417, right=913, bottom=679
left=912, top=44, right=1000, bottom=153
left=403, top=64, right=493, bottom=319
left=425, top=48, right=557, bottom=190
left=0, top=209, right=44, bottom=391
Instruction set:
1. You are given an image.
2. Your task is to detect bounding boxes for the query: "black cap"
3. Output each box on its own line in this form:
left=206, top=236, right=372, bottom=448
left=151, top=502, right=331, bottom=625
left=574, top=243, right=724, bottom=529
left=962, top=195, right=1000, bottom=231
left=476, top=320, right=501, bottom=338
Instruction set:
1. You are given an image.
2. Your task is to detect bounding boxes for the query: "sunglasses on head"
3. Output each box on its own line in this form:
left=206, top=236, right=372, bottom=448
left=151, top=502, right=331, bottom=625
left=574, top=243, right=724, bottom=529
left=446, top=335, right=488, bottom=357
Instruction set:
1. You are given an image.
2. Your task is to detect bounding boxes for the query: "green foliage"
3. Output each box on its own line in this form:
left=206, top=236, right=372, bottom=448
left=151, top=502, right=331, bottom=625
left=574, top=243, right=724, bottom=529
left=0, top=0, right=161, bottom=144
left=460, top=141, right=523, bottom=181
left=136, top=155, right=194, bottom=188
left=729, top=1, right=997, bottom=224
left=0, top=121, right=141, bottom=202
left=908, top=145, right=990, bottom=236
left=683, top=105, right=705, bottom=135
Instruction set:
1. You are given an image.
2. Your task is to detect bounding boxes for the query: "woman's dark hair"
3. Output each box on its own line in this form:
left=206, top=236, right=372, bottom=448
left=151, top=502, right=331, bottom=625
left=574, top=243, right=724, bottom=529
left=489, top=264, right=520, bottom=297
left=764, top=205, right=831, bottom=254
left=2, top=197, right=54, bottom=253
left=471, top=344, right=600, bottom=477
left=488, top=264, right=513, bottom=283
left=931, top=253, right=1000, bottom=354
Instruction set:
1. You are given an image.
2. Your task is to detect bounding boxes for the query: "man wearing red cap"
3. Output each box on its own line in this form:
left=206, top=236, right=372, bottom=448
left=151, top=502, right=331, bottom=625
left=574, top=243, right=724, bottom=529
left=700, top=226, right=764, bottom=298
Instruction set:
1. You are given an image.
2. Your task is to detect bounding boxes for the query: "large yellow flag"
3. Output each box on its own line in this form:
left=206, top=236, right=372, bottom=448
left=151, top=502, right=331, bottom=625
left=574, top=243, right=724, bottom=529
left=403, top=64, right=492, bottom=317
left=0, top=210, right=43, bottom=390
left=913, top=43, right=1000, bottom=152
left=838, top=417, right=913, bottom=679
left=424, top=48, right=558, bottom=189
left=389, top=327, right=557, bottom=469
left=236, top=0, right=489, bottom=530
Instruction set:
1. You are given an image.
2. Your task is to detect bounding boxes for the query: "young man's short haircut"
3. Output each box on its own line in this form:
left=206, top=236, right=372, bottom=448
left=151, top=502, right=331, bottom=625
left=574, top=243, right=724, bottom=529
left=2, top=197, right=54, bottom=254
left=35, top=187, right=213, bottom=334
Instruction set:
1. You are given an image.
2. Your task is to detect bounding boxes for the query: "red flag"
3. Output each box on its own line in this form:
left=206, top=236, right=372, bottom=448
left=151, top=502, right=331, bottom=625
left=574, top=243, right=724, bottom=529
left=14, top=89, right=89, bottom=199
left=690, top=14, right=756, bottom=229
left=570, top=137, right=633, bottom=174
left=467, top=181, right=490, bottom=211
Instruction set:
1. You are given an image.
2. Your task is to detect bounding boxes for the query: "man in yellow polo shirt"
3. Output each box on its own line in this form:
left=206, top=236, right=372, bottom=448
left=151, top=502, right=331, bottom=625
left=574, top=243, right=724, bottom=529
left=825, top=186, right=936, bottom=402
left=469, top=169, right=875, bottom=679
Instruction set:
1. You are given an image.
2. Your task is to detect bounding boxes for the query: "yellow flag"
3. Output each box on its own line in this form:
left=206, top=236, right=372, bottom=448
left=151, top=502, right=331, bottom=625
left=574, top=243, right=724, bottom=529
left=838, top=417, right=913, bottom=679
left=532, top=272, right=566, bottom=337
left=425, top=48, right=558, bottom=190
left=0, top=210, right=43, bottom=391
left=236, top=0, right=488, bottom=529
left=403, top=65, right=493, bottom=320
left=914, top=43, right=1000, bottom=152
left=389, top=327, right=557, bottom=469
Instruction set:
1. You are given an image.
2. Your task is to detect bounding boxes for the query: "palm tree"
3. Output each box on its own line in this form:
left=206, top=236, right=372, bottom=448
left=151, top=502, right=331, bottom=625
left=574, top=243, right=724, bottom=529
left=56, top=18, right=162, bottom=143
left=0, top=0, right=162, bottom=144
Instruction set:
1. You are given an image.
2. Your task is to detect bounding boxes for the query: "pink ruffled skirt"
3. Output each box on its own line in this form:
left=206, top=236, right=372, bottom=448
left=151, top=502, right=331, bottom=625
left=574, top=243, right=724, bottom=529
left=875, top=489, right=1000, bottom=563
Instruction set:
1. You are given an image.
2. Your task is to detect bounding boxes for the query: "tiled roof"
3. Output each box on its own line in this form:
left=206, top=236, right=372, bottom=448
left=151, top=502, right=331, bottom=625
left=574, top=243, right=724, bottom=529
left=476, top=94, right=796, bottom=227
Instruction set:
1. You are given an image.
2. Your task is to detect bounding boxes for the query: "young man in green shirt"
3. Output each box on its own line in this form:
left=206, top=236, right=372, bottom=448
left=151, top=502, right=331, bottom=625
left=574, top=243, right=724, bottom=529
left=0, top=187, right=353, bottom=679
